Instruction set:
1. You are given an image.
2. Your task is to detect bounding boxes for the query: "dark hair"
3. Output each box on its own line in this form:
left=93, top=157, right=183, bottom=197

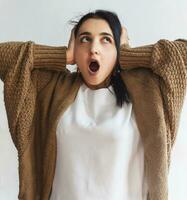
left=69, top=9, right=131, bottom=107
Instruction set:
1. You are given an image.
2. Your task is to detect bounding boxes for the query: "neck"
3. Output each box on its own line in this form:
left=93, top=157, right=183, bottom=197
left=84, top=74, right=112, bottom=90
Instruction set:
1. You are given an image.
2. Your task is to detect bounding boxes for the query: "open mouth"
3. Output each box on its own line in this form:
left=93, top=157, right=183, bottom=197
left=88, top=61, right=100, bottom=73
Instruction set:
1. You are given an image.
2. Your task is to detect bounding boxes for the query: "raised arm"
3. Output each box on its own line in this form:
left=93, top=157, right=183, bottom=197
left=119, top=39, right=187, bottom=148
left=0, top=41, right=69, bottom=152
left=119, top=39, right=187, bottom=72
left=33, top=43, right=67, bottom=70
left=0, top=42, right=23, bottom=81
left=0, top=41, right=68, bottom=82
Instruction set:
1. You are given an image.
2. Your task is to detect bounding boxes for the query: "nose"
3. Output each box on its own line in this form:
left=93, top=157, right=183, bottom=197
left=90, top=40, right=100, bottom=55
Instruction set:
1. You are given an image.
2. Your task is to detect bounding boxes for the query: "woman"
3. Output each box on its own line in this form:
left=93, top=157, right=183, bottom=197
left=0, top=9, right=186, bottom=200
left=51, top=11, right=147, bottom=200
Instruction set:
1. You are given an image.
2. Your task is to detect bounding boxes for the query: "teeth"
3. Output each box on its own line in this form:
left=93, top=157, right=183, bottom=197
left=90, top=61, right=97, bottom=65
left=90, top=59, right=99, bottom=64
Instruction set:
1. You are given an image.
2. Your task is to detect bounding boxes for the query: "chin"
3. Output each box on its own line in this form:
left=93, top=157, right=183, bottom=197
left=85, top=81, right=99, bottom=87
left=84, top=77, right=102, bottom=86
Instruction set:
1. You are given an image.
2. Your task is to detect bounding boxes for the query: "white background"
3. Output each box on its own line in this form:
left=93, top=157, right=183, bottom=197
left=0, top=0, right=187, bottom=199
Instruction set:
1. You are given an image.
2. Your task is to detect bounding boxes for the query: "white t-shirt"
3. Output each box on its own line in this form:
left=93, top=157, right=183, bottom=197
left=50, top=83, right=148, bottom=200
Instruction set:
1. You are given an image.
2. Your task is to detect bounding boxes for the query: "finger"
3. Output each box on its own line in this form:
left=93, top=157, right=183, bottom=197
left=68, top=28, right=75, bottom=48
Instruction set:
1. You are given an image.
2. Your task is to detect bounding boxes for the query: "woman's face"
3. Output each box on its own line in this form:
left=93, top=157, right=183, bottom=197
left=74, top=18, right=117, bottom=89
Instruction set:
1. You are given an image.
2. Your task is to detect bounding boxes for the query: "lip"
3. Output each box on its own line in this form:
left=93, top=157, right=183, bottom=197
left=89, top=57, right=100, bottom=65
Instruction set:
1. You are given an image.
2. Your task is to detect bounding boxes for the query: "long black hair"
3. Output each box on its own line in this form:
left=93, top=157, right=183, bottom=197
left=69, top=9, right=131, bottom=107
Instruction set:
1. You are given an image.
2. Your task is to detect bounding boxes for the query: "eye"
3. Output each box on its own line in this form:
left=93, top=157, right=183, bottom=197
left=103, top=37, right=112, bottom=43
left=80, top=36, right=91, bottom=43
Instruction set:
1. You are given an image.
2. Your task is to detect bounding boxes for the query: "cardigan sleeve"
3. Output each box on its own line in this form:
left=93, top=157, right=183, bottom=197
left=120, top=39, right=187, bottom=148
left=0, top=41, right=69, bottom=155
left=0, top=42, right=23, bottom=82
left=0, top=41, right=68, bottom=82
left=33, top=43, right=67, bottom=70
left=32, top=43, right=69, bottom=93
left=119, top=39, right=187, bottom=70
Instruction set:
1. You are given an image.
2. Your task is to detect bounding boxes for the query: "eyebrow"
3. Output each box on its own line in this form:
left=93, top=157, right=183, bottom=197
left=78, top=31, right=113, bottom=38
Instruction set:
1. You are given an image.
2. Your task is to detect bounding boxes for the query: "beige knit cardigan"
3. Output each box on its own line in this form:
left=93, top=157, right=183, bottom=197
left=0, top=39, right=186, bottom=200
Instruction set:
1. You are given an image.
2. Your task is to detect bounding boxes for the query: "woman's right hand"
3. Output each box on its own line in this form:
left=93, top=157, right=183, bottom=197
left=120, top=26, right=130, bottom=47
left=66, top=27, right=76, bottom=65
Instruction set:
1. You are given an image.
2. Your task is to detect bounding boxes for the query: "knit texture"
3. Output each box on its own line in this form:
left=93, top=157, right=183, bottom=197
left=120, top=39, right=187, bottom=169
left=0, top=39, right=186, bottom=200
left=0, top=41, right=35, bottom=157
left=0, top=42, right=67, bottom=156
